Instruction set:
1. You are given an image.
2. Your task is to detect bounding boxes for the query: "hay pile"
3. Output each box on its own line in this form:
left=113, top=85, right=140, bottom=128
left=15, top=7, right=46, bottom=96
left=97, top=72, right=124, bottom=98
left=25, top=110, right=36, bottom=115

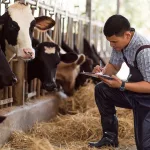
left=2, top=131, right=54, bottom=150
left=0, top=81, right=135, bottom=150
left=59, top=80, right=96, bottom=114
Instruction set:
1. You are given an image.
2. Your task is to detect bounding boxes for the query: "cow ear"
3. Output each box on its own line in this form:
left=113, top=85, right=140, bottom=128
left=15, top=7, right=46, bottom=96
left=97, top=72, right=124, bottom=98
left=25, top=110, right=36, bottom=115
left=0, top=12, right=8, bottom=25
left=35, top=16, right=55, bottom=30
left=60, top=52, right=78, bottom=63
left=76, top=54, right=86, bottom=65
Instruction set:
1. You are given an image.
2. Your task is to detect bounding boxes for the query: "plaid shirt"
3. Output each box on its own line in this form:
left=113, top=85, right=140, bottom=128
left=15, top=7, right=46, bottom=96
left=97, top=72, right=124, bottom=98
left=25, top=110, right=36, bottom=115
left=109, top=31, right=150, bottom=82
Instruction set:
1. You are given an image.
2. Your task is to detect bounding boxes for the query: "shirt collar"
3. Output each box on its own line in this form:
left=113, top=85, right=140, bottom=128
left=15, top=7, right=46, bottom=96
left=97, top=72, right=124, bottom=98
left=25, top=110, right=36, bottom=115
left=123, top=30, right=137, bottom=52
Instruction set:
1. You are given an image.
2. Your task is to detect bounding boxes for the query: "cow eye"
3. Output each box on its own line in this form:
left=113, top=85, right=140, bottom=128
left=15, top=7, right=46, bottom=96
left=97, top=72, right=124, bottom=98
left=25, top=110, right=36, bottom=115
left=56, top=60, right=60, bottom=66
left=11, top=24, right=15, bottom=28
left=9, top=23, right=19, bottom=30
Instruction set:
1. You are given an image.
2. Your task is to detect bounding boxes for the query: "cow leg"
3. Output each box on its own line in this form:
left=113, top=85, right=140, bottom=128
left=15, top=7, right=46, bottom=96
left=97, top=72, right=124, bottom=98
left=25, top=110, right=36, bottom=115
left=0, top=116, right=6, bottom=123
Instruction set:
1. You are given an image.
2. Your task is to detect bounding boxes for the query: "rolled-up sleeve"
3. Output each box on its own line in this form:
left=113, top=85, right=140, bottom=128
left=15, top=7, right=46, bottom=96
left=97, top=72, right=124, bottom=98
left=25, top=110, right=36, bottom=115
left=109, top=49, right=124, bottom=65
left=137, top=48, right=150, bottom=82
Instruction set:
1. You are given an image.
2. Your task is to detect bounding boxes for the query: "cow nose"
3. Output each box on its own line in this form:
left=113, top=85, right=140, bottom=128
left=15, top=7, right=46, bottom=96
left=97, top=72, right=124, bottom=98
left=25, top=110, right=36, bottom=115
left=12, top=77, right=17, bottom=84
left=23, top=49, right=34, bottom=57
left=42, top=82, right=57, bottom=91
left=12, top=74, right=17, bottom=84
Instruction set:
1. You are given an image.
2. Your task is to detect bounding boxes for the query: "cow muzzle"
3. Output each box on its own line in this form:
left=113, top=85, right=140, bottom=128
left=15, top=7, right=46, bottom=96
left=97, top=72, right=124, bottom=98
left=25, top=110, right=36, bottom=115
left=19, top=48, right=35, bottom=60
left=12, top=74, right=18, bottom=85
left=0, top=74, right=17, bottom=89
left=42, top=82, right=57, bottom=91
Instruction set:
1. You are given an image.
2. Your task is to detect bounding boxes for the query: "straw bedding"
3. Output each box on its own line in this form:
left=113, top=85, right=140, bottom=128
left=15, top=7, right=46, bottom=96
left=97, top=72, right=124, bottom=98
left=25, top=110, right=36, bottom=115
left=0, top=81, right=135, bottom=150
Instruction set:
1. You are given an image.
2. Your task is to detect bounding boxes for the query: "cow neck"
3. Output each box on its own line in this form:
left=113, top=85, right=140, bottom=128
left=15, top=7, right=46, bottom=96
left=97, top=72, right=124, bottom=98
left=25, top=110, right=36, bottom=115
left=0, top=26, right=17, bottom=62
left=27, top=58, right=38, bottom=82
left=0, top=26, right=5, bottom=54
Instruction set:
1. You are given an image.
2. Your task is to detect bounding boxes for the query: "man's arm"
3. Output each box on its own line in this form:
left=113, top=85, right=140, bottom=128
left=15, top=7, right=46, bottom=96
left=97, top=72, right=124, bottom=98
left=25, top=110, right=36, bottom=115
left=103, top=62, right=121, bottom=75
left=125, top=81, right=150, bottom=93
left=100, top=75, right=150, bottom=94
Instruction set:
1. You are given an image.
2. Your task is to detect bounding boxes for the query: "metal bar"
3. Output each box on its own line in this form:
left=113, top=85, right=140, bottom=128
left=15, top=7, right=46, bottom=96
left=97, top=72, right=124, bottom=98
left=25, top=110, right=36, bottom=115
left=61, top=17, right=65, bottom=42
left=2, top=0, right=10, bottom=4
left=37, top=79, right=41, bottom=97
left=0, top=1, right=1, bottom=16
left=33, top=78, right=37, bottom=94
left=4, top=87, right=8, bottom=107
left=25, top=62, right=28, bottom=100
left=0, top=98, right=13, bottom=105
left=26, top=91, right=36, bottom=99
left=8, top=61, right=13, bottom=107
left=30, top=80, right=34, bottom=93
left=58, top=14, right=62, bottom=46
left=116, top=0, right=120, bottom=14
left=25, top=0, right=103, bottom=27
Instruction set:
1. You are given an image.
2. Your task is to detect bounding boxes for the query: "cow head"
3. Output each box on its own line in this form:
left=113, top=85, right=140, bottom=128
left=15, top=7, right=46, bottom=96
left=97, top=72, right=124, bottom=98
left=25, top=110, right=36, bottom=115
left=56, top=54, right=86, bottom=95
left=61, top=42, right=93, bottom=89
left=28, top=41, right=78, bottom=92
left=84, top=38, right=105, bottom=67
left=0, top=2, right=55, bottom=61
left=0, top=48, right=17, bottom=88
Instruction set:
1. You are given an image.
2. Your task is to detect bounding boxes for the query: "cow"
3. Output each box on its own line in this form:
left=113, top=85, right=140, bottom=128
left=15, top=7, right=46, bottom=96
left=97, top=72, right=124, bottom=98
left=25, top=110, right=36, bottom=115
left=32, top=32, right=85, bottom=94
left=28, top=41, right=78, bottom=91
left=61, top=41, right=94, bottom=89
left=83, top=38, right=106, bottom=67
left=0, top=47, right=17, bottom=124
left=73, top=45, right=94, bottom=89
left=0, top=47, right=17, bottom=89
left=91, top=44, right=106, bottom=67
left=61, top=41, right=93, bottom=88
left=0, top=2, right=55, bottom=61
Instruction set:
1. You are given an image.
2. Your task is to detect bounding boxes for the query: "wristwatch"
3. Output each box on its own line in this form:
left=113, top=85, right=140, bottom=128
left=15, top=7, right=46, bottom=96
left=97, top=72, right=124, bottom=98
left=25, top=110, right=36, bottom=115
left=119, top=81, right=126, bottom=91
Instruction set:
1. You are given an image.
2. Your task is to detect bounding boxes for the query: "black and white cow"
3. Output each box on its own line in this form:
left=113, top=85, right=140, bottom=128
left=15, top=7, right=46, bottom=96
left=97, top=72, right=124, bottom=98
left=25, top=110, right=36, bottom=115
left=0, top=2, right=55, bottom=61
left=28, top=41, right=78, bottom=91
left=91, top=44, right=106, bottom=67
left=0, top=48, right=17, bottom=123
left=83, top=38, right=106, bottom=67
left=0, top=47, right=17, bottom=89
left=73, top=45, right=94, bottom=89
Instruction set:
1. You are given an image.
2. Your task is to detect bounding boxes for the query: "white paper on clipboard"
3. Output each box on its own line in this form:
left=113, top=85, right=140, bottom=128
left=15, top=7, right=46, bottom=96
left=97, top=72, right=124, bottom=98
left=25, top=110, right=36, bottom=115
left=80, top=72, right=113, bottom=80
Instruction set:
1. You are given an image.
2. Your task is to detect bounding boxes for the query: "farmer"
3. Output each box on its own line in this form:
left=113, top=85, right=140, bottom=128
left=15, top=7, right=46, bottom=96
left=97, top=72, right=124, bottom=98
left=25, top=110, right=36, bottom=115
left=89, top=14, right=150, bottom=150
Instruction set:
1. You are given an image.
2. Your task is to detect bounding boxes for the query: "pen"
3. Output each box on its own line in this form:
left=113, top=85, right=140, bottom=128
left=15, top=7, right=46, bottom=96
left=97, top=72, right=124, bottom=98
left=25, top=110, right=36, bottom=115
left=100, top=60, right=104, bottom=74
left=100, top=60, right=103, bottom=67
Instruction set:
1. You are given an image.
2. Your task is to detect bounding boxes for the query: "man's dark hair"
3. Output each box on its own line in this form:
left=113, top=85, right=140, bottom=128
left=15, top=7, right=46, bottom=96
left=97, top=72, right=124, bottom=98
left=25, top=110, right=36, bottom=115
left=103, top=15, right=131, bottom=37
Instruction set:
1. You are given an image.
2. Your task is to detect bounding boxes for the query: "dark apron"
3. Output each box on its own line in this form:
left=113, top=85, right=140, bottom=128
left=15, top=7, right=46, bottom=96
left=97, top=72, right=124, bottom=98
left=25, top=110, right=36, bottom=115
left=121, top=45, right=150, bottom=82
left=122, top=45, right=150, bottom=150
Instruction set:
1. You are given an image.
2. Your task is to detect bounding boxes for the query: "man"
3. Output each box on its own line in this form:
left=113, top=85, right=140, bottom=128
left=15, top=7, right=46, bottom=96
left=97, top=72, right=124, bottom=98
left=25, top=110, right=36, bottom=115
left=89, top=15, right=150, bottom=150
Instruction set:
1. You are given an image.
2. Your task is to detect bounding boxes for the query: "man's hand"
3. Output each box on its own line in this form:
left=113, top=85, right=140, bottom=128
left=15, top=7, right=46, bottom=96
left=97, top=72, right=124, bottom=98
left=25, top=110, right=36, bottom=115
left=98, top=75, right=122, bottom=88
left=92, top=65, right=104, bottom=73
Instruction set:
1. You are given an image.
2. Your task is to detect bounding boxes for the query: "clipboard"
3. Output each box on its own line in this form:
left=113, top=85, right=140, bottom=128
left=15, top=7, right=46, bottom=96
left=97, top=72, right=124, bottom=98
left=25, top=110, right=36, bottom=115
left=80, top=72, right=113, bottom=80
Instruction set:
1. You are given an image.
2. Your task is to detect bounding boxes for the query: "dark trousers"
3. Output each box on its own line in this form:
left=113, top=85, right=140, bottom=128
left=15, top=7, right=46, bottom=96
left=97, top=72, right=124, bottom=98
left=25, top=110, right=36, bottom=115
left=95, top=82, right=150, bottom=150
